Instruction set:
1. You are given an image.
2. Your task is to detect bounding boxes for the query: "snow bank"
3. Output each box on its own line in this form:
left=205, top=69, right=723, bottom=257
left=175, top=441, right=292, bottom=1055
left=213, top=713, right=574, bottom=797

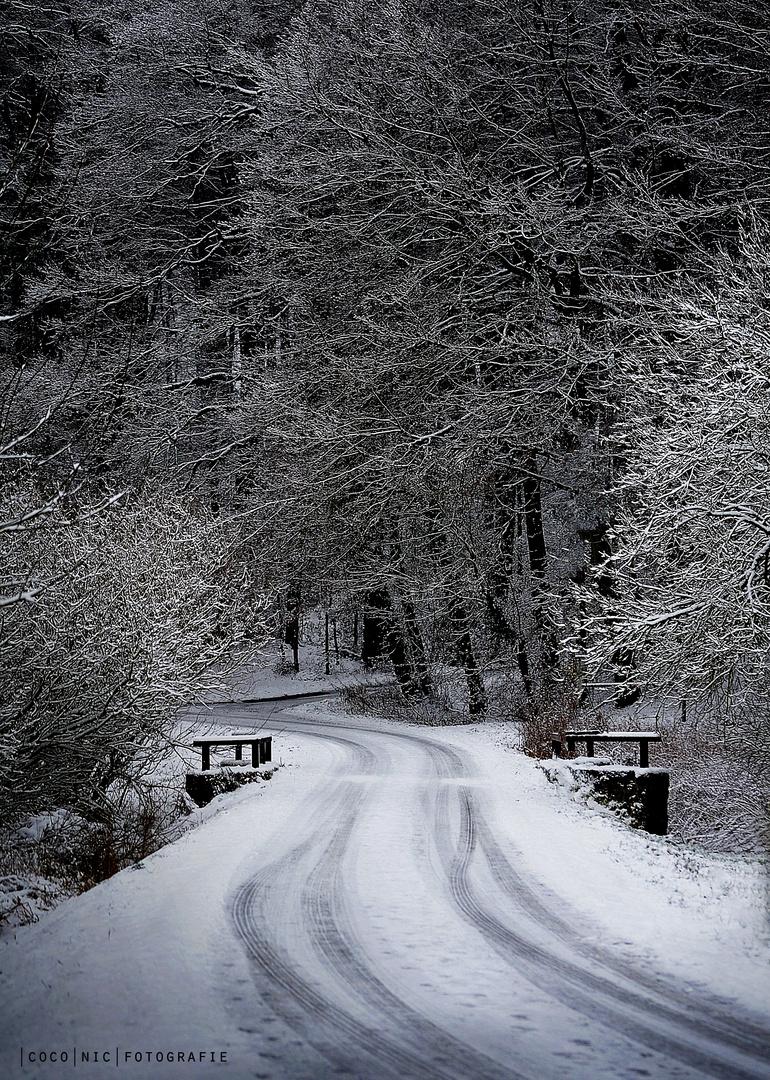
left=426, top=720, right=770, bottom=1013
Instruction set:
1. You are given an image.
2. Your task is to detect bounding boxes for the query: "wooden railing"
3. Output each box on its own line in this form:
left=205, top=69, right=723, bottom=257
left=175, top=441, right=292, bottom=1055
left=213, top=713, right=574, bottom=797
left=551, top=729, right=661, bottom=768
left=192, top=736, right=272, bottom=772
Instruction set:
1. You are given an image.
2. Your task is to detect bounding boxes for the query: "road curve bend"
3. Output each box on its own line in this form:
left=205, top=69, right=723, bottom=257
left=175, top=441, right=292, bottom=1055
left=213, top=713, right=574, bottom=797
left=217, top=698, right=770, bottom=1080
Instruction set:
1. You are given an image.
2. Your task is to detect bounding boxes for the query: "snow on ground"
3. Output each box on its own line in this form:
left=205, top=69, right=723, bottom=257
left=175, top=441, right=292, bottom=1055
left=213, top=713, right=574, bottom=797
left=0, top=736, right=329, bottom=1077
left=207, top=640, right=390, bottom=702
left=424, top=718, right=770, bottom=1012
left=275, top=699, right=770, bottom=1018
left=1, top=655, right=768, bottom=1079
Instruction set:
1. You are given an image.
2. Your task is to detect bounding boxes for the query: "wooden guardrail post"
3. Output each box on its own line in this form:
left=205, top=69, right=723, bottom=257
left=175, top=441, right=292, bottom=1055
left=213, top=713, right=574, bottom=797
left=193, top=735, right=273, bottom=772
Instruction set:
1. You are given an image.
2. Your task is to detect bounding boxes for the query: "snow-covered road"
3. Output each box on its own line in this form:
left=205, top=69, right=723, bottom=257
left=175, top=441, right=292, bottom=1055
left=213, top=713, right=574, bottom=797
left=1, top=696, right=769, bottom=1080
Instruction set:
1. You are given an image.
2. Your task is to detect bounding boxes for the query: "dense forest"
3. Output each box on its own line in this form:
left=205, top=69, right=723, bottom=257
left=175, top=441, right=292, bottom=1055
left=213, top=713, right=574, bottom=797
left=2, top=0, right=769, bottom=855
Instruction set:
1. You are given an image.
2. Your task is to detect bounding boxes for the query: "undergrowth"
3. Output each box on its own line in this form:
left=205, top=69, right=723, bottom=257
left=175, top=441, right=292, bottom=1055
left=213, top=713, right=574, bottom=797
left=339, top=681, right=469, bottom=725
left=0, top=780, right=193, bottom=930
left=656, top=714, right=770, bottom=859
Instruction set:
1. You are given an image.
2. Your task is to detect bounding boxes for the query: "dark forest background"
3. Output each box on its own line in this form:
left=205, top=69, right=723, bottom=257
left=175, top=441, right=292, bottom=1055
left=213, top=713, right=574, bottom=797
left=2, top=0, right=770, bottom=858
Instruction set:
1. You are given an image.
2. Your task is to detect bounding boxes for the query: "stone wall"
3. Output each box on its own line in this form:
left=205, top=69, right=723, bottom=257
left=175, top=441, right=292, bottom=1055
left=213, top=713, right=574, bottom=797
left=539, top=758, right=669, bottom=835
left=185, top=766, right=273, bottom=807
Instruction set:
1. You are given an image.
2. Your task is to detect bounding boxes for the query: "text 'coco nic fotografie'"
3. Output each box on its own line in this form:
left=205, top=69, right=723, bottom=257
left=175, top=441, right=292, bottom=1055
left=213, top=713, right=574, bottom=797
left=20, top=1048, right=229, bottom=1067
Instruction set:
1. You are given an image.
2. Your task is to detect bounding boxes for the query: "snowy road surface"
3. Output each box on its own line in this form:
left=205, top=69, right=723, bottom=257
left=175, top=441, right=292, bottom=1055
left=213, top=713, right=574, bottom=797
left=1, top=696, right=769, bottom=1080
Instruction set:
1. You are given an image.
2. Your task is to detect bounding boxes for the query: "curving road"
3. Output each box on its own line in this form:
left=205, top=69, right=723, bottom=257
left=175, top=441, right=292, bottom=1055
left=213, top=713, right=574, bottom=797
left=211, top=695, right=770, bottom=1080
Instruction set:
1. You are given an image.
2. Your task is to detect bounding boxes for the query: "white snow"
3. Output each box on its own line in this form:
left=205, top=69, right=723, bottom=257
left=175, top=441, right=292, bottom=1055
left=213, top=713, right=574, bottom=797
left=433, top=721, right=770, bottom=1009
left=207, top=640, right=390, bottom=702
left=0, top=739, right=329, bottom=1078
left=1, top=658, right=768, bottom=1080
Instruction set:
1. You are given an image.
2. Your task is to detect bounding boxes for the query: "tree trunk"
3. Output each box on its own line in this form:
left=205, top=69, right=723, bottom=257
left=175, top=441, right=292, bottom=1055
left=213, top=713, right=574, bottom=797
left=522, top=455, right=557, bottom=671
left=361, top=588, right=388, bottom=668
left=231, top=321, right=242, bottom=404
left=284, top=581, right=301, bottom=672
left=363, top=588, right=430, bottom=698
left=402, top=598, right=432, bottom=696
left=451, top=602, right=486, bottom=715
left=516, top=636, right=531, bottom=694
left=324, top=606, right=330, bottom=675
left=578, top=523, right=613, bottom=598
left=522, top=457, right=547, bottom=582
left=386, top=618, right=417, bottom=698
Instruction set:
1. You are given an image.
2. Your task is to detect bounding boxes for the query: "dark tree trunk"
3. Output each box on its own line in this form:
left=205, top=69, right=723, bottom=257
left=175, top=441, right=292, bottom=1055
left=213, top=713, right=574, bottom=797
left=363, top=588, right=430, bottom=698
left=522, top=457, right=547, bottom=583
left=386, top=619, right=417, bottom=698
left=361, top=588, right=388, bottom=668
left=516, top=637, right=531, bottom=694
left=325, top=607, right=330, bottom=675
left=284, top=581, right=301, bottom=672
left=578, top=523, right=614, bottom=599
left=485, top=475, right=519, bottom=647
left=451, top=602, right=486, bottom=715
left=402, top=598, right=432, bottom=696
left=522, top=455, right=557, bottom=670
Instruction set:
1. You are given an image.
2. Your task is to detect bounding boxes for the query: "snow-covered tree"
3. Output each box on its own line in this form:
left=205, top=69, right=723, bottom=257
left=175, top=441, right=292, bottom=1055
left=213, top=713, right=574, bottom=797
left=584, top=231, right=770, bottom=724
left=0, top=479, right=260, bottom=823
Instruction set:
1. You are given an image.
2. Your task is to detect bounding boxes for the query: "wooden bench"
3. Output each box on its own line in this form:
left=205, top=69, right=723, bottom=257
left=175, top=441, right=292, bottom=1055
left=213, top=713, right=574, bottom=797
left=551, top=730, right=661, bottom=768
left=192, top=736, right=272, bottom=772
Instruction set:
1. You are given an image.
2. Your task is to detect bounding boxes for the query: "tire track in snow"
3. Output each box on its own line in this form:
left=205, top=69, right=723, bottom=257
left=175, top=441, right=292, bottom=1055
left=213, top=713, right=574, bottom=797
left=418, top=736, right=770, bottom=1080
left=224, top=703, right=770, bottom=1080
left=300, top=755, right=528, bottom=1080
left=231, top=727, right=526, bottom=1080
left=231, top=731, right=425, bottom=1079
